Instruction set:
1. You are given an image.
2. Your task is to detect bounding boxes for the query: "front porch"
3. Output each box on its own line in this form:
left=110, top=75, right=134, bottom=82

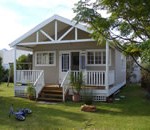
left=14, top=69, right=115, bottom=101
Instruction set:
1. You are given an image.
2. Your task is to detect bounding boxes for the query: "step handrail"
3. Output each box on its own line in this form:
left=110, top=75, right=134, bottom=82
left=61, top=71, right=70, bottom=102
left=33, top=70, right=45, bottom=98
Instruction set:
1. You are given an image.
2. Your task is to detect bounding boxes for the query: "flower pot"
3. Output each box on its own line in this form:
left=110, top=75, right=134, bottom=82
left=28, top=95, right=35, bottom=100
left=72, top=94, right=80, bottom=102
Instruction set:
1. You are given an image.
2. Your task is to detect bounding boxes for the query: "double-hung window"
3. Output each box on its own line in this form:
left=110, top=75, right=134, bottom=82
left=87, top=50, right=111, bottom=65
left=35, top=51, right=56, bottom=66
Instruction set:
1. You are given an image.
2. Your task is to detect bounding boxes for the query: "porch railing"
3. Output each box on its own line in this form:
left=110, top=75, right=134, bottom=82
left=71, top=70, right=115, bottom=86
left=34, top=70, right=45, bottom=98
left=61, top=71, right=70, bottom=102
left=61, top=70, right=115, bottom=101
left=16, top=70, right=44, bottom=98
left=16, top=70, right=42, bottom=84
left=71, top=71, right=80, bottom=80
left=86, top=71, right=106, bottom=86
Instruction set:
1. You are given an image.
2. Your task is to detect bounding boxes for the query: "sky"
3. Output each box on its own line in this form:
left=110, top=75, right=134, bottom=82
left=0, top=0, right=78, bottom=50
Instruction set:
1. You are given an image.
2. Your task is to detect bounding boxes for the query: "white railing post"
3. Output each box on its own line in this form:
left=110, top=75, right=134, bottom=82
left=83, top=70, right=87, bottom=85
left=62, top=83, right=65, bottom=101
left=106, top=40, right=109, bottom=95
left=15, top=70, right=45, bottom=98
left=14, top=46, right=17, bottom=87
left=34, top=70, right=45, bottom=99
left=16, top=70, right=43, bottom=84
left=61, top=71, right=70, bottom=102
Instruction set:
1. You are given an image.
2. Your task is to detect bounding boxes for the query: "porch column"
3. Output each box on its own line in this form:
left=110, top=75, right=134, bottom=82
left=55, top=20, right=57, bottom=40
left=105, top=40, right=109, bottom=96
left=14, top=46, right=17, bottom=87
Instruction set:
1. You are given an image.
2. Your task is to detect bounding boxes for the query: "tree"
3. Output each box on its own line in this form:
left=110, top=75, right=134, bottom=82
left=0, top=57, right=8, bottom=83
left=74, top=0, right=150, bottom=72
left=17, top=54, right=32, bottom=70
left=0, top=57, right=4, bottom=83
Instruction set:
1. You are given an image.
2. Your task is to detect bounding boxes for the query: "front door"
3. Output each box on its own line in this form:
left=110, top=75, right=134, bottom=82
left=71, top=52, right=80, bottom=71
left=59, top=52, right=70, bottom=84
left=59, top=51, right=80, bottom=84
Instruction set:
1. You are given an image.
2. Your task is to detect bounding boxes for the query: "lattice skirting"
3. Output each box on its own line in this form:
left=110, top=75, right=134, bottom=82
left=80, top=93, right=107, bottom=102
left=93, top=95, right=107, bottom=101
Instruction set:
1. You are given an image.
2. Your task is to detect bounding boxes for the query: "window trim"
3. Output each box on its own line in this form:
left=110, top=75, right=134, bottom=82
left=86, top=49, right=111, bottom=66
left=35, top=51, right=56, bottom=66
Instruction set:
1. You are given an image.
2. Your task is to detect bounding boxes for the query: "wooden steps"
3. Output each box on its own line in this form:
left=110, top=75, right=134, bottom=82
left=38, top=84, right=63, bottom=102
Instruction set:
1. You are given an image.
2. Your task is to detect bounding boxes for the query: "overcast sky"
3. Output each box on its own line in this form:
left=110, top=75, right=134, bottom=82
left=0, top=0, right=77, bottom=50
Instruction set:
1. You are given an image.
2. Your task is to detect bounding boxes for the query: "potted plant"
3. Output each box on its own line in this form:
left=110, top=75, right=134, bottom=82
left=70, top=71, right=83, bottom=102
left=26, top=84, right=36, bottom=100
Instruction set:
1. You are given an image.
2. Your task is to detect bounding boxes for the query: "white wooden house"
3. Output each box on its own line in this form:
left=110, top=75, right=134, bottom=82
left=9, top=15, right=126, bottom=101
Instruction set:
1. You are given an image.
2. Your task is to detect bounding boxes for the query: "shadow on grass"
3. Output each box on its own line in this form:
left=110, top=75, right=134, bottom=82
left=0, top=84, right=150, bottom=129
left=93, top=85, right=150, bottom=117
left=0, top=96, right=87, bottom=129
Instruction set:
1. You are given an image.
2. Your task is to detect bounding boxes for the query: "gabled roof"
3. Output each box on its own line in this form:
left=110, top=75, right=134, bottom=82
left=9, top=15, right=92, bottom=47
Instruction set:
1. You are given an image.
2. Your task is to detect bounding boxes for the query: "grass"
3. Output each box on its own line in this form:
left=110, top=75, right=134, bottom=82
left=0, top=83, right=150, bottom=130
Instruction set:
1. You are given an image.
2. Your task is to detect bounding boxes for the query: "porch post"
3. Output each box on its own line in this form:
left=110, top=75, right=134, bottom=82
left=55, top=20, right=57, bottom=40
left=14, top=46, right=17, bottom=87
left=105, top=40, right=109, bottom=96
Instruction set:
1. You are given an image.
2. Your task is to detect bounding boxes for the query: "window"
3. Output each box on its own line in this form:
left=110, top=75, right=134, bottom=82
left=81, top=55, right=86, bottom=69
left=87, top=50, right=111, bottom=65
left=62, top=54, right=69, bottom=72
left=49, top=53, right=54, bottom=64
left=35, top=51, right=55, bottom=66
left=87, top=52, right=94, bottom=64
left=103, top=51, right=106, bottom=64
left=95, top=52, right=102, bottom=64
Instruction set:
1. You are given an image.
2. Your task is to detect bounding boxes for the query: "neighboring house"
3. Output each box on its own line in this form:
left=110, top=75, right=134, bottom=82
left=130, top=63, right=141, bottom=83
left=127, top=56, right=141, bottom=83
left=0, top=49, right=8, bottom=68
left=0, top=49, right=31, bottom=69
left=9, top=15, right=126, bottom=101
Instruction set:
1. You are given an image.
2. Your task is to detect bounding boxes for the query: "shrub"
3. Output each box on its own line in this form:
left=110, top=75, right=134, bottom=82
left=82, top=88, right=93, bottom=105
left=25, top=84, right=36, bottom=100
left=70, top=71, right=83, bottom=95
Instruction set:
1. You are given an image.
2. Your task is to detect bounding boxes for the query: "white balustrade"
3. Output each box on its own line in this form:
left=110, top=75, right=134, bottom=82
left=34, top=70, right=45, bottom=98
left=71, top=71, right=80, bottom=81
left=85, top=70, right=114, bottom=86
left=15, top=69, right=114, bottom=99
left=16, top=70, right=42, bottom=84
left=61, top=71, right=70, bottom=102
left=86, top=71, right=106, bottom=86
left=15, top=70, right=45, bottom=99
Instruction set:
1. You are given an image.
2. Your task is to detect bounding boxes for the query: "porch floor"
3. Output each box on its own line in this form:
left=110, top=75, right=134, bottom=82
left=44, top=84, right=60, bottom=88
left=44, top=84, right=114, bottom=90
left=83, top=85, right=114, bottom=90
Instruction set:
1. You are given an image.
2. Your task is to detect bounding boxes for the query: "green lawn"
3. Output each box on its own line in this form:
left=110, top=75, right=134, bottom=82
left=0, top=83, right=150, bottom=130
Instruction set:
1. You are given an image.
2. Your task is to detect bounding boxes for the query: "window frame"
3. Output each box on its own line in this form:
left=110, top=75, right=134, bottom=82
left=35, top=51, right=56, bottom=66
left=86, top=49, right=111, bottom=66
